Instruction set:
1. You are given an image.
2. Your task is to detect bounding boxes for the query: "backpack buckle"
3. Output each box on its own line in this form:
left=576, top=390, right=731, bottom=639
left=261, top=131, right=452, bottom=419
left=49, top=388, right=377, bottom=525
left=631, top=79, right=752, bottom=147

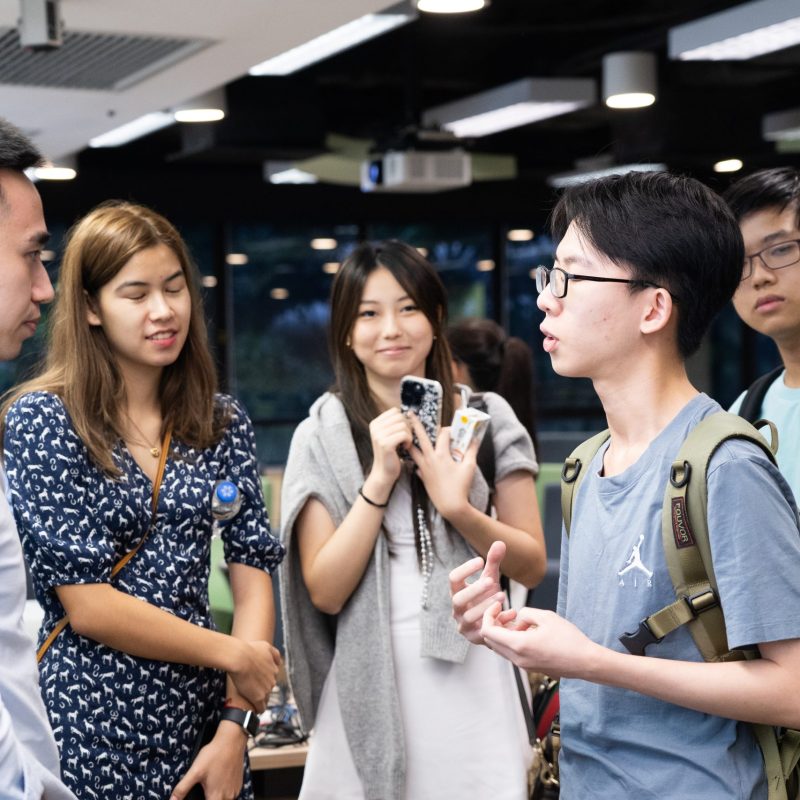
left=562, top=458, right=582, bottom=483
left=683, top=588, right=718, bottom=617
left=619, top=618, right=663, bottom=656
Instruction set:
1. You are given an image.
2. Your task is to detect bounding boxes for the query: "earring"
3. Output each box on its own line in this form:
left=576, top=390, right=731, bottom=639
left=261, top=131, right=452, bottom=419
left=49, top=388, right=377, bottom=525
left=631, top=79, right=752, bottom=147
left=346, top=339, right=351, bottom=348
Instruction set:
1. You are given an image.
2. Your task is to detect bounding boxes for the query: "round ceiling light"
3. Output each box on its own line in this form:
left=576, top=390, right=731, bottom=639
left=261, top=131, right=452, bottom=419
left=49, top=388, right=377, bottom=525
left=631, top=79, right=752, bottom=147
left=713, top=158, right=743, bottom=173
left=603, top=52, right=657, bottom=110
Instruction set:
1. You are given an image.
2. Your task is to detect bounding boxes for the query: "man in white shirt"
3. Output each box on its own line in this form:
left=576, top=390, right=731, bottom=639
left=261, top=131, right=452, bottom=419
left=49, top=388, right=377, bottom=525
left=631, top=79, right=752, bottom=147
left=0, top=116, right=74, bottom=800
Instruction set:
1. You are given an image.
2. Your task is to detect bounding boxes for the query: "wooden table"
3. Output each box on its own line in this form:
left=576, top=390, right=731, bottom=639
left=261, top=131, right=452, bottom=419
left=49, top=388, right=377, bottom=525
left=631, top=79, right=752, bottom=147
left=249, top=741, right=309, bottom=771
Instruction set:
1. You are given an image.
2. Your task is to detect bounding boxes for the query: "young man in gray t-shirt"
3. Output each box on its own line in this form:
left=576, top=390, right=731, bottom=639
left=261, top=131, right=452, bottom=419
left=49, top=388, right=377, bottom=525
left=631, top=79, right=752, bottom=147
left=450, top=171, right=800, bottom=799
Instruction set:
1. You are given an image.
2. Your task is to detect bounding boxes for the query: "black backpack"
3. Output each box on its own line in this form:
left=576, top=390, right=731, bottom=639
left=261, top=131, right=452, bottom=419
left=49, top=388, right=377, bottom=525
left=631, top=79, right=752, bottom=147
left=738, top=365, right=784, bottom=423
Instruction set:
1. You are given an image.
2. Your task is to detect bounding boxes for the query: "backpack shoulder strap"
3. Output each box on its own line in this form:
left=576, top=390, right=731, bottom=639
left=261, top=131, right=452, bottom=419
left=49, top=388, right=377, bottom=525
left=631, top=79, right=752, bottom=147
left=619, top=412, right=777, bottom=660
left=738, top=365, right=784, bottom=423
left=561, top=429, right=610, bottom=536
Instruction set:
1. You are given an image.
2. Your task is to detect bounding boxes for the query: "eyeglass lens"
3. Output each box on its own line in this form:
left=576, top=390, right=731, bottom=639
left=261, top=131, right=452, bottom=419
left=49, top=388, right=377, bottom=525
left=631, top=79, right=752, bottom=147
left=743, top=240, right=800, bottom=281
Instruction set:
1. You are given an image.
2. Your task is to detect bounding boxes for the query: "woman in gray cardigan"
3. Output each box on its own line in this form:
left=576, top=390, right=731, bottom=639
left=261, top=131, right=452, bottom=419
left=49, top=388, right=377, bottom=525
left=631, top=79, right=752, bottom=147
left=280, top=241, right=546, bottom=800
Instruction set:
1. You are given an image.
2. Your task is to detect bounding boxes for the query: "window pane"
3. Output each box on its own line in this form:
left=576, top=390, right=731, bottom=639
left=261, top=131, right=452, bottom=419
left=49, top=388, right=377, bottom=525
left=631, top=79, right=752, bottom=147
left=227, top=223, right=359, bottom=465
left=366, top=223, right=494, bottom=320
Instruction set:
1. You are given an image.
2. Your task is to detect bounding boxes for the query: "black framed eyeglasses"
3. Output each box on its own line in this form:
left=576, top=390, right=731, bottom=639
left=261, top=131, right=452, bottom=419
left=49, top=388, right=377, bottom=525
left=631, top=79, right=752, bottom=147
left=741, top=239, right=800, bottom=282
left=534, top=265, right=659, bottom=299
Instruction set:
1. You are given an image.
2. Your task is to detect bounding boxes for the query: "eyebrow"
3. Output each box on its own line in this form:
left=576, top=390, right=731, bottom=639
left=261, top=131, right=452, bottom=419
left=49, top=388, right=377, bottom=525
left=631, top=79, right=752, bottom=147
left=756, top=230, right=798, bottom=247
left=554, top=254, right=590, bottom=268
left=27, top=231, right=50, bottom=246
left=359, top=294, right=413, bottom=305
left=115, top=269, right=185, bottom=291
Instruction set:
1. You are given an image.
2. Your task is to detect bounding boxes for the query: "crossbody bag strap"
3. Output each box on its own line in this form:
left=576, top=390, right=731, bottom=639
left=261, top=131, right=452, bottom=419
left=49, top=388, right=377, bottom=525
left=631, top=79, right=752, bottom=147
left=37, top=428, right=172, bottom=663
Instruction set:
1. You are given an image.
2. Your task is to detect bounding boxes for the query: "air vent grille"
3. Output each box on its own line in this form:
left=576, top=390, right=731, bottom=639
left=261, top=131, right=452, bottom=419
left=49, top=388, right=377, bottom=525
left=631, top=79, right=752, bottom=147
left=0, top=27, right=212, bottom=90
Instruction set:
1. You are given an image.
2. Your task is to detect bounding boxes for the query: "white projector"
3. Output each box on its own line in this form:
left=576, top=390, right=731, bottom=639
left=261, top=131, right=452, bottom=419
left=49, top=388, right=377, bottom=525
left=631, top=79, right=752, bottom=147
left=360, top=150, right=472, bottom=193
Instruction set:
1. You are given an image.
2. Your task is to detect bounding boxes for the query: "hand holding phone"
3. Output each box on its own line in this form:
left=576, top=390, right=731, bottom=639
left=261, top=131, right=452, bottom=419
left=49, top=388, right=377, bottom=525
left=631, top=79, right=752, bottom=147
left=399, top=375, right=442, bottom=457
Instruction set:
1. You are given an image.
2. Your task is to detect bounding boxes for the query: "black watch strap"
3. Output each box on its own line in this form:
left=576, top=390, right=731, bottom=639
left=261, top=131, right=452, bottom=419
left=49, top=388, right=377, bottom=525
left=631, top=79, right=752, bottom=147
left=220, top=707, right=259, bottom=737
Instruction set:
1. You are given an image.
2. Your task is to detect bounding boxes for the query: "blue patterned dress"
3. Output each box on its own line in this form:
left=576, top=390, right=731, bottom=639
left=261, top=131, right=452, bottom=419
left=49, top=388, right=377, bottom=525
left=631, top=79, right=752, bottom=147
left=3, top=391, right=285, bottom=800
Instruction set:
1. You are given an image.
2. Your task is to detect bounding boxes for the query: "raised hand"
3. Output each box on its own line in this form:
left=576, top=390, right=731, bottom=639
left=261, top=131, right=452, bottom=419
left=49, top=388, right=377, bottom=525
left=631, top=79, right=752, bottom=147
left=408, top=416, right=478, bottom=521
left=365, top=407, right=412, bottom=495
left=449, top=540, right=508, bottom=645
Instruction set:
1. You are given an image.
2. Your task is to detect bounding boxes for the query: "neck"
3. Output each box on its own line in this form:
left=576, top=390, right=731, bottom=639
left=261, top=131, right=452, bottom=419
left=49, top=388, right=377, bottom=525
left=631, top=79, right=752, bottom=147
left=775, top=338, right=800, bottom=387
left=593, top=355, right=697, bottom=476
left=120, top=363, right=162, bottom=420
left=366, top=374, right=403, bottom=412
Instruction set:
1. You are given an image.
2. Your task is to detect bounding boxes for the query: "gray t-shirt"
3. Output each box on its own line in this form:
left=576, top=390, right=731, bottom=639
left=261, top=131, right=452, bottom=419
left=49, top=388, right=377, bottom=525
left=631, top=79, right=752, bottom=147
left=557, top=394, right=800, bottom=800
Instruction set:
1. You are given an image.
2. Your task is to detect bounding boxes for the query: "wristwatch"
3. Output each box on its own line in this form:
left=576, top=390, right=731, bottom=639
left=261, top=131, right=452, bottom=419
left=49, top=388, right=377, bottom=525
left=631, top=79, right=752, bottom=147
left=220, top=706, right=259, bottom=738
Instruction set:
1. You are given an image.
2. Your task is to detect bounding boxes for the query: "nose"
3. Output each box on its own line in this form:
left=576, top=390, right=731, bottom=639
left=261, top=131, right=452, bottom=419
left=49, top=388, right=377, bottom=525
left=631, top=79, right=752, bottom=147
left=148, top=291, right=174, bottom=319
left=536, top=284, right=559, bottom=314
left=32, top=260, right=54, bottom=304
left=749, top=255, right=777, bottom=289
left=381, top=310, right=401, bottom=337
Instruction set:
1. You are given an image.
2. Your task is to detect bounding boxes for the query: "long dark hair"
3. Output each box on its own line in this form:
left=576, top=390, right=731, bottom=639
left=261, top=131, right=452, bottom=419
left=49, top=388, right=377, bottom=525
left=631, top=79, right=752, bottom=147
left=329, top=240, right=456, bottom=561
left=329, top=239, right=455, bottom=470
left=447, top=317, right=539, bottom=454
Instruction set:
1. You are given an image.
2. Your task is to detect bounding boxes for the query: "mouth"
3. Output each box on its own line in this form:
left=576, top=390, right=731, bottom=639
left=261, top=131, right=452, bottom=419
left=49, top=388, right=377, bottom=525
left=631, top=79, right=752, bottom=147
left=540, top=326, right=558, bottom=354
left=147, top=330, right=178, bottom=344
left=378, top=346, right=410, bottom=356
left=754, top=295, right=785, bottom=313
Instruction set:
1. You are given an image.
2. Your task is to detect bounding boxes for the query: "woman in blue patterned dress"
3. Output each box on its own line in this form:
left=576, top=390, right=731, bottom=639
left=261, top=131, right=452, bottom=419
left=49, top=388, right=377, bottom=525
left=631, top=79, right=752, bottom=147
left=1, top=202, right=284, bottom=800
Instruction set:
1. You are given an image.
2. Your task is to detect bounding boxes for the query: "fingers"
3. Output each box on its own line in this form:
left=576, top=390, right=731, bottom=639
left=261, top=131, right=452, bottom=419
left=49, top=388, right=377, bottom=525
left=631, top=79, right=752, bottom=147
left=407, top=413, right=434, bottom=454
left=482, top=540, right=506, bottom=583
left=170, top=765, right=201, bottom=800
left=449, top=556, right=485, bottom=596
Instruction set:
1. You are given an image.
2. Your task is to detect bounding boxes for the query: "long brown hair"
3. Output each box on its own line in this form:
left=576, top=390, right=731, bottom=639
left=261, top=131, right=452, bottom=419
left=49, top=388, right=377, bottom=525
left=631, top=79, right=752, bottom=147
left=329, top=239, right=455, bottom=471
left=1, top=201, right=226, bottom=475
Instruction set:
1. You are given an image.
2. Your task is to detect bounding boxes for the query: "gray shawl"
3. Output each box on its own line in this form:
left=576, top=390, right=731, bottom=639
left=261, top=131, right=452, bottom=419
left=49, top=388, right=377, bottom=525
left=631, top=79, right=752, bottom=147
left=279, top=391, right=536, bottom=800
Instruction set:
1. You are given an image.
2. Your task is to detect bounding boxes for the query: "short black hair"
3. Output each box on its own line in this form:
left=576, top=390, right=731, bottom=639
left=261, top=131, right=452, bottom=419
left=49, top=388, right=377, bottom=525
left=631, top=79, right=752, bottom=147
left=549, top=171, right=743, bottom=359
left=0, top=117, right=44, bottom=207
left=0, top=117, right=44, bottom=172
left=722, top=167, right=800, bottom=226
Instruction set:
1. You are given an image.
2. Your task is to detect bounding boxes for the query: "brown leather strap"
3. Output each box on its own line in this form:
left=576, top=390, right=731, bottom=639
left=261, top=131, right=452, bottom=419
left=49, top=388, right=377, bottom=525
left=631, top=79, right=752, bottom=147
left=37, top=428, right=172, bottom=663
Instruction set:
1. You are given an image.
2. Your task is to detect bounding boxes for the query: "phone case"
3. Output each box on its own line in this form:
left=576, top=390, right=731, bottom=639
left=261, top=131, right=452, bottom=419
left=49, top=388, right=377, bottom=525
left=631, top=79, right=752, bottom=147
left=400, top=375, right=442, bottom=456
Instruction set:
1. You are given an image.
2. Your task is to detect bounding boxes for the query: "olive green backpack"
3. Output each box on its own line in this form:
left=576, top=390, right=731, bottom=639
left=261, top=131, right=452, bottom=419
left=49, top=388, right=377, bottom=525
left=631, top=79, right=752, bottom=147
left=560, top=411, right=800, bottom=800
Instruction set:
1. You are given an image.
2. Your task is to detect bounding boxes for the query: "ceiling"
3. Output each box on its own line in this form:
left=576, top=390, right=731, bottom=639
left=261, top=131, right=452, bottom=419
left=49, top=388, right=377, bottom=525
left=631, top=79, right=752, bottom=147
left=3, top=0, right=800, bottom=215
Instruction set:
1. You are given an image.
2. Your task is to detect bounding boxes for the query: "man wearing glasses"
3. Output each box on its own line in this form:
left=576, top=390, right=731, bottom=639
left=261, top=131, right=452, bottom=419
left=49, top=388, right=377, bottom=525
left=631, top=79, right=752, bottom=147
left=724, top=167, right=800, bottom=501
left=451, top=171, right=800, bottom=799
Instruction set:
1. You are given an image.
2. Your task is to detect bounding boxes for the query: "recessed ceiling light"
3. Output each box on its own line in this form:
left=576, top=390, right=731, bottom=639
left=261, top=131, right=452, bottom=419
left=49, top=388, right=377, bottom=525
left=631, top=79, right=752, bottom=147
left=270, top=288, right=289, bottom=300
left=713, top=158, right=743, bottom=173
left=173, top=89, right=226, bottom=123
left=322, top=262, right=340, bottom=274
left=174, top=108, right=225, bottom=123
left=225, top=253, right=249, bottom=265
left=507, top=229, right=534, bottom=242
left=40, top=250, right=56, bottom=262
left=201, top=275, right=218, bottom=288
left=311, top=238, right=338, bottom=250
left=31, top=165, right=76, bottom=181
left=416, top=0, right=488, bottom=12
left=416, top=247, right=429, bottom=257
left=476, top=259, right=496, bottom=271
